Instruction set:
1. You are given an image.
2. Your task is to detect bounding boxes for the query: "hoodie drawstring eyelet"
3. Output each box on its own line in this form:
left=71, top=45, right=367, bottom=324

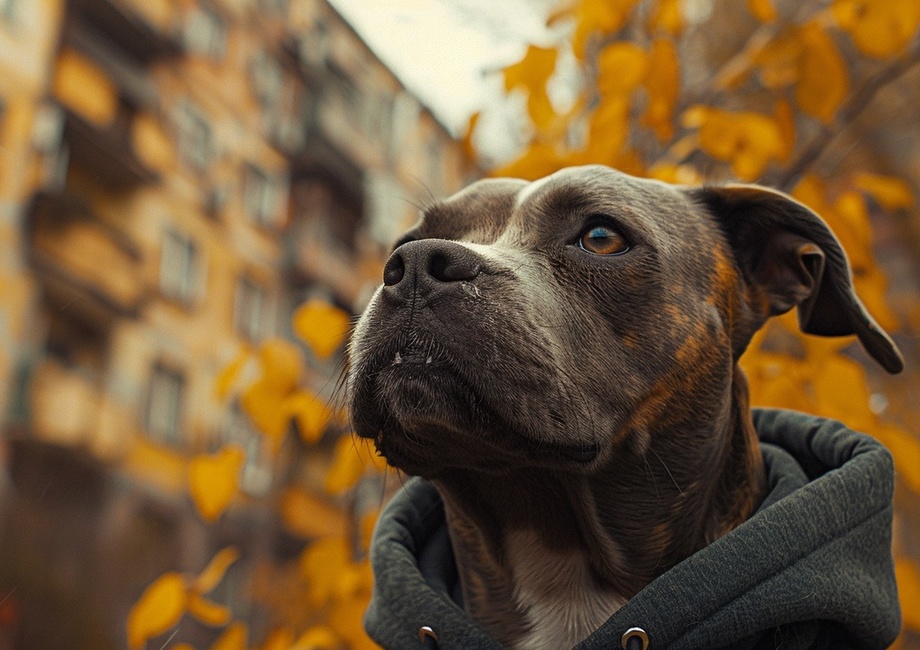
left=418, top=625, right=439, bottom=648
left=621, top=626, right=649, bottom=650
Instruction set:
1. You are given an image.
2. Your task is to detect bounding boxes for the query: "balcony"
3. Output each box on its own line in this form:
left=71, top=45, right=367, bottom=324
left=25, top=360, right=101, bottom=448
left=28, top=191, right=147, bottom=319
left=62, top=107, right=160, bottom=189
left=69, top=0, right=181, bottom=65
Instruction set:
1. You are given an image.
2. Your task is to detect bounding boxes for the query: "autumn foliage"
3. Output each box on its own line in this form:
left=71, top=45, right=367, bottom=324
left=130, top=0, right=920, bottom=647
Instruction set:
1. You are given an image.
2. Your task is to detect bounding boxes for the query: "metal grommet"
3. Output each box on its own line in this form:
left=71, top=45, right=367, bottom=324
left=418, top=625, right=439, bottom=645
left=621, top=626, right=650, bottom=650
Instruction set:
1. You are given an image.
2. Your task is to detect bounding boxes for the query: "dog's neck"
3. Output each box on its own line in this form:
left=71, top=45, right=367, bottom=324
left=431, top=369, right=767, bottom=649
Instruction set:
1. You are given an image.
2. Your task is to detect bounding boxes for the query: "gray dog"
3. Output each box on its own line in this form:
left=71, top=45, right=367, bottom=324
left=347, top=165, right=903, bottom=649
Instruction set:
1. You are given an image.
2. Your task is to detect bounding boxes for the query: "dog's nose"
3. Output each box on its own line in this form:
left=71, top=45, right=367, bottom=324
left=382, top=239, right=481, bottom=299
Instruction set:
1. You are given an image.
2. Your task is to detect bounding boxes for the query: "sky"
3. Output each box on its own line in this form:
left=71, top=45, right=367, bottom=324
left=327, top=0, right=558, bottom=136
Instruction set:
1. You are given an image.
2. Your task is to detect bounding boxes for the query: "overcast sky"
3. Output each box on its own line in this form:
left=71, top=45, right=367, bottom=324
left=328, top=0, right=557, bottom=135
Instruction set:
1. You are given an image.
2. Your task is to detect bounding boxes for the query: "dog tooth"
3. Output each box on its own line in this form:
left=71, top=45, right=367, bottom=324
left=395, top=352, right=402, bottom=364
left=426, top=355, right=432, bottom=364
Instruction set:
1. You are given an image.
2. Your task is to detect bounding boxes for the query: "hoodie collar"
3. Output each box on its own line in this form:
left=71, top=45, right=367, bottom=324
left=365, top=409, right=900, bottom=649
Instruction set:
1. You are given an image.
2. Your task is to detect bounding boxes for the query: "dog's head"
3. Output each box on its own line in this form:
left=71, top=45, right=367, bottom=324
left=348, top=165, right=902, bottom=478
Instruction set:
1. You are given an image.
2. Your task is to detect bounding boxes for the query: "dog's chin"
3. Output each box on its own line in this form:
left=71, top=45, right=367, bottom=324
left=350, top=356, right=600, bottom=477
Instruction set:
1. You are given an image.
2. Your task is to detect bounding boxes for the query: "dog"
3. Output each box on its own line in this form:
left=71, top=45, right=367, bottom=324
left=347, top=165, right=903, bottom=648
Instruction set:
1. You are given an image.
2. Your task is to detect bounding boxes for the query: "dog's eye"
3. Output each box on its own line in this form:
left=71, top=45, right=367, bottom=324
left=578, top=225, right=629, bottom=255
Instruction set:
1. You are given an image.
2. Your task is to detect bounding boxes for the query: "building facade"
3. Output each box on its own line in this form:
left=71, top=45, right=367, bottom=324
left=0, top=0, right=474, bottom=647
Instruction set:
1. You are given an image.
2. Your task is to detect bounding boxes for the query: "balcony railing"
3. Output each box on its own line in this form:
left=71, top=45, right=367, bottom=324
left=28, top=190, right=147, bottom=318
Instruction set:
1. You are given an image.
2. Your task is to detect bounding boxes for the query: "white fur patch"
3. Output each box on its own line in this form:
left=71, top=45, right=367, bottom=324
left=505, top=529, right=626, bottom=649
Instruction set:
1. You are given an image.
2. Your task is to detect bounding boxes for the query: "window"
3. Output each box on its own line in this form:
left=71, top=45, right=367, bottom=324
left=0, top=0, right=18, bottom=23
left=160, top=229, right=203, bottom=304
left=298, top=20, right=329, bottom=66
left=250, top=52, right=283, bottom=109
left=145, top=365, right=185, bottom=445
left=243, top=165, right=286, bottom=227
left=234, top=276, right=265, bottom=341
left=177, top=100, right=214, bottom=170
left=43, top=297, right=108, bottom=378
left=184, top=6, right=227, bottom=62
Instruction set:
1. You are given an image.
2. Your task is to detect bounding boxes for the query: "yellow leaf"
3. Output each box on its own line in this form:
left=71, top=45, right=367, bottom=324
left=810, top=354, right=875, bottom=434
left=686, top=106, right=786, bottom=180
left=641, top=38, right=680, bottom=141
left=833, top=0, right=920, bottom=58
left=876, top=424, right=920, bottom=494
left=188, top=446, right=245, bottom=522
left=588, top=97, right=631, bottom=158
left=647, top=163, right=702, bottom=185
left=795, top=22, right=849, bottom=124
left=504, top=44, right=557, bottom=93
left=573, top=0, right=641, bottom=58
left=215, top=347, right=251, bottom=401
left=285, top=390, right=331, bottom=444
left=240, top=380, right=290, bottom=444
left=299, top=537, right=351, bottom=608
left=503, top=45, right=559, bottom=131
left=293, top=300, right=351, bottom=359
left=747, top=0, right=777, bottom=22
left=279, top=487, right=348, bottom=539
left=791, top=173, right=829, bottom=212
left=774, top=99, right=796, bottom=161
left=210, top=622, right=249, bottom=650
left=333, top=560, right=373, bottom=601
left=751, top=29, right=804, bottom=89
left=831, top=190, right=874, bottom=272
left=258, top=338, right=303, bottom=394
left=293, top=626, right=341, bottom=650
left=648, top=0, right=683, bottom=35
left=895, top=558, right=920, bottom=631
left=461, top=111, right=481, bottom=160
left=852, top=172, right=915, bottom=209
left=127, top=572, right=187, bottom=649
left=491, top=141, right=565, bottom=180
left=187, top=593, right=232, bottom=627
left=359, top=509, right=379, bottom=554
left=747, top=365, right=813, bottom=412
left=324, top=436, right=371, bottom=495
left=328, top=592, right=378, bottom=650
left=193, top=547, right=240, bottom=594
left=261, top=629, right=295, bottom=650
left=597, top=42, right=648, bottom=98
left=527, top=88, right=558, bottom=131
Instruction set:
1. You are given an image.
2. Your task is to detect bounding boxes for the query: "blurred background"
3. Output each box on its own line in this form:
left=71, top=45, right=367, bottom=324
left=0, top=0, right=918, bottom=648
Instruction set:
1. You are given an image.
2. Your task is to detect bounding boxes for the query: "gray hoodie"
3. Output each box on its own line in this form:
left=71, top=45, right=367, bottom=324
left=364, top=409, right=901, bottom=649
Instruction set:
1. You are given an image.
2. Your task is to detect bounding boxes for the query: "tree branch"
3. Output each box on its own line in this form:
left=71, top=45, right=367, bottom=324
left=777, top=38, right=920, bottom=192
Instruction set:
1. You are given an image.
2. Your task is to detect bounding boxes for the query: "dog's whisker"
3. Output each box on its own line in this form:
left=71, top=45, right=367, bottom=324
left=650, top=448, right=684, bottom=497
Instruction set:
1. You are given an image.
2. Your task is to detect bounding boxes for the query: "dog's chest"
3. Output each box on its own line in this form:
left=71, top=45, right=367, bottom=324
left=504, top=529, right=626, bottom=649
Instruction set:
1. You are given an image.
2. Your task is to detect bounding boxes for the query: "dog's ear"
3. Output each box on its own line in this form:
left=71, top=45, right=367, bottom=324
left=691, top=184, right=903, bottom=374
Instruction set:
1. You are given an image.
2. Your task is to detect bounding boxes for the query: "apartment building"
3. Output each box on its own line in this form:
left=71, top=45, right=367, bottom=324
left=0, top=0, right=474, bottom=646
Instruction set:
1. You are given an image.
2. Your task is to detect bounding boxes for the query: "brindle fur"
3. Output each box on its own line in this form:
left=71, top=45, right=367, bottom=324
left=348, top=165, right=902, bottom=649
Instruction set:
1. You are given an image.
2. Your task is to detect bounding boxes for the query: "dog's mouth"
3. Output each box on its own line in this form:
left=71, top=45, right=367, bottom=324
left=349, top=336, right=600, bottom=474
